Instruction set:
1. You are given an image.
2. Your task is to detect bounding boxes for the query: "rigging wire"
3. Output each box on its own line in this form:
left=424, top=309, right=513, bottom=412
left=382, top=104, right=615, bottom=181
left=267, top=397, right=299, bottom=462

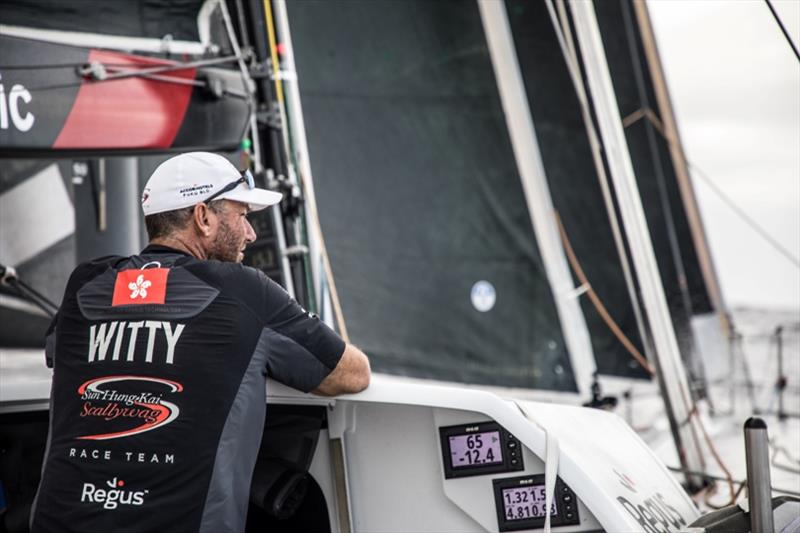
left=0, top=62, right=137, bottom=70
left=666, top=465, right=800, bottom=499
left=6, top=55, right=243, bottom=95
left=82, top=56, right=241, bottom=81
left=772, top=442, right=800, bottom=474
left=546, top=1, right=708, bottom=479
left=626, top=108, right=800, bottom=270
left=764, top=0, right=800, bottom=62
left=546, top=14, right=719, bottom=483
left=559, top=209, right=739, bottom=502
left=689, top=162, right=800, bottom=269
left=545, top=1, right=741, bottom=501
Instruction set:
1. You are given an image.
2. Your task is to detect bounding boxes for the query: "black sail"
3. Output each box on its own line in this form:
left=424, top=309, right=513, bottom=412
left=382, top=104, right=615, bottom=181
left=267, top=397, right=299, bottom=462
left=505, top=0, right=650, bottom=378
left=286, top=0, right=578, bottom=391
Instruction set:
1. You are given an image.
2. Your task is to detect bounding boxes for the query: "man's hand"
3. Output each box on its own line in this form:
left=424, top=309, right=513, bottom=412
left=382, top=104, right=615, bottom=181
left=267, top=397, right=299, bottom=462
left=314, top=343, right=370, bottom=396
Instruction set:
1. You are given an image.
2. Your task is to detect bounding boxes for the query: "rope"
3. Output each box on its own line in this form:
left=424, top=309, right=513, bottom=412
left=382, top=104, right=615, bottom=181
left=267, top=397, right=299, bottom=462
left=623, top=112, right=746, bottom=504
left=557, top=186, right=741, bottom=500
left=703, top=480, right=746, bottom=510
left=546, top=3, right=745, bottom=493
left=263, top=0, right=284, bottom=105
left=561, top=4, right=789, bottom=501
left=688, top=404, right=737, bottom=503
left=262, top=0, right=314, bottom=305
left=555, top=212, right=655, bottom=375
left=545, top=0, right=652, bottom=363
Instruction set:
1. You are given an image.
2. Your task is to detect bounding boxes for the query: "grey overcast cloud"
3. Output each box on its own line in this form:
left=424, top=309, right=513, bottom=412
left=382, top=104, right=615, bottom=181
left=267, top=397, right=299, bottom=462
left=647, top=0, right=799, bottom=311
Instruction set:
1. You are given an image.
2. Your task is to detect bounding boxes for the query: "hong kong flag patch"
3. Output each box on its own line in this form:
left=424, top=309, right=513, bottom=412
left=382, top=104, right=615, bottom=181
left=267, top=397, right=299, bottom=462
left=112, top=269, right=169, bottom=306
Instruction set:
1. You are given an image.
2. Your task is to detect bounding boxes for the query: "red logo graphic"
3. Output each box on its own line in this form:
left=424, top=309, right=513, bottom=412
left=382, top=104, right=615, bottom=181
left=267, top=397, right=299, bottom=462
left=77, top=375, right=183, bottom=440
left=112, top=269, right=169, bottom=306
left=613, top=468, right=637, bottom=493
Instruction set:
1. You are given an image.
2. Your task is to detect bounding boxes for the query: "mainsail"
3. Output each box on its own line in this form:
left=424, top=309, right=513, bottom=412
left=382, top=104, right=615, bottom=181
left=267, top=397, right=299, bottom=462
left=504, top=0, right=651, bottom=379
left=285, top=0, right=582, bottom=392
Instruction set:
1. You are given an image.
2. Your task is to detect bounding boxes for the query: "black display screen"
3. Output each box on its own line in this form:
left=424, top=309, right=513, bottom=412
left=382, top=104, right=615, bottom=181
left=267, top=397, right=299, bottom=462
left=448, top=430, right=503, bottom=468
left=501, top=484, right=557, bottom=521
left=439, top=422, right=523, bottom=479
left=493, top=475, right=580, bottom=531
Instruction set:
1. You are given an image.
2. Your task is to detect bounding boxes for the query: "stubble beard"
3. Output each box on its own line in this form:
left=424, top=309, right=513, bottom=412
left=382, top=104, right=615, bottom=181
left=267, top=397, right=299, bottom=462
left=207, top=217, right=245, bottom=263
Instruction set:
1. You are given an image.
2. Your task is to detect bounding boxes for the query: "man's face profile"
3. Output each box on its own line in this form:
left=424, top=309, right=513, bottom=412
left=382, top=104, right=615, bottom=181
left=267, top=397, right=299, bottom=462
left=206, top=201, right=256, bottom=263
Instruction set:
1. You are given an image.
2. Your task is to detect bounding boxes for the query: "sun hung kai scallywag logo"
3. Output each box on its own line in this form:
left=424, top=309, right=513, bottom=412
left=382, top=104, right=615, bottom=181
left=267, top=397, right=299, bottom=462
left=77, top=376, right=183, bottom=440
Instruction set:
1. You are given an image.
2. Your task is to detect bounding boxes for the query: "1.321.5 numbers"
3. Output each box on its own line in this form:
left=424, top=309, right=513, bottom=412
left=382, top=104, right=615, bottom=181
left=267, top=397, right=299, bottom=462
left=503, top=487, right=557, bottom=520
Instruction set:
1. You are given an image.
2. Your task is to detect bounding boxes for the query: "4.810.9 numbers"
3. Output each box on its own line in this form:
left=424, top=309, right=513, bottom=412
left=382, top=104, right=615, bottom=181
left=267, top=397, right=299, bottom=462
left=505, top=502, right=556, bottom=520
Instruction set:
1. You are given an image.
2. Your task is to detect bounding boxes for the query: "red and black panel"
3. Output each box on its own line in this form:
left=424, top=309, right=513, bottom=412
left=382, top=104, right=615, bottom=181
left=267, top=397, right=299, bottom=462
left=0, top=34, right=249, bottom=155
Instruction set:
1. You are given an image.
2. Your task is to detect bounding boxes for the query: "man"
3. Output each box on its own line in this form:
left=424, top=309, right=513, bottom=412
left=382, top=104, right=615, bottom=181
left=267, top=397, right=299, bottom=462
left=31, top=152, right=370, bottom=532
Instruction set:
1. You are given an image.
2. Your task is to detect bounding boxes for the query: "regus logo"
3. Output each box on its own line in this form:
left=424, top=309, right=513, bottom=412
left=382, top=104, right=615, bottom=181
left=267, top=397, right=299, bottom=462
left=80, top=477, right=148, bottom=509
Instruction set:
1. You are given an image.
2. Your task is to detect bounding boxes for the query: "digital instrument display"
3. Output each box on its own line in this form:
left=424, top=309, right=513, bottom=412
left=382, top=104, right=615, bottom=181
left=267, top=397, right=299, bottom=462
left=448, top=431, right=503, bottom=468
left=439, top=422, right=523, bottom=479
left=493, top=475, right=580, bottom=532
left=501, top=485, right=557, bottom=521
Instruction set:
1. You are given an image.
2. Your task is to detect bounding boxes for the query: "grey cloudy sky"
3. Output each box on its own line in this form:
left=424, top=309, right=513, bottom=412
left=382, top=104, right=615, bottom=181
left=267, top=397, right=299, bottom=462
left=647, top=0, right=799, bottom=311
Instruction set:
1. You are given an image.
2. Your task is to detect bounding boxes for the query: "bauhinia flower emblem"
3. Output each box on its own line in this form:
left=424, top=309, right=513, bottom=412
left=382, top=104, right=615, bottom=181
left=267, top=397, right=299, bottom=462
left=128, top=274, right=152, bottom=299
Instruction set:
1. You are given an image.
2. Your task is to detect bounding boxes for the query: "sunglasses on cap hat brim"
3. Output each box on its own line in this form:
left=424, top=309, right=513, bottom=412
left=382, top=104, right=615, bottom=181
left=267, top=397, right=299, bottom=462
left=203, top=169, right=256, bottom=205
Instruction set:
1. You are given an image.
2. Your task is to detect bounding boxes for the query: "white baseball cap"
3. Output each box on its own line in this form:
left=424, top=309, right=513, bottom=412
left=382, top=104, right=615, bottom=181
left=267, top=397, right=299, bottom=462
left=141, top=152, right=282, bottom=216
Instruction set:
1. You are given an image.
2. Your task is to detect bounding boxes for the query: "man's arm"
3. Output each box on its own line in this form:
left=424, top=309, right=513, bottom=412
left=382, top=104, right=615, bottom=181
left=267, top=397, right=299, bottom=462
left=313, top=343, right=371, bottom=396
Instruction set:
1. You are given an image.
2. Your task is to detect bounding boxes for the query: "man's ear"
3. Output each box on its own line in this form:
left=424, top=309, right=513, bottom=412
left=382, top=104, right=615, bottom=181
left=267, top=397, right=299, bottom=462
left=192, top=203, right=213, bottom=237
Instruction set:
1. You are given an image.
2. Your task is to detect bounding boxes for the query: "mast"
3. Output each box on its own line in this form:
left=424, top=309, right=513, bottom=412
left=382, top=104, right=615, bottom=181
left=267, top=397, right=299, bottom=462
left=270, top=0, right=327, bottom=312
left=568, top=0, right=705, bottom=488
left=239, top=0, right=306, bottom=303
